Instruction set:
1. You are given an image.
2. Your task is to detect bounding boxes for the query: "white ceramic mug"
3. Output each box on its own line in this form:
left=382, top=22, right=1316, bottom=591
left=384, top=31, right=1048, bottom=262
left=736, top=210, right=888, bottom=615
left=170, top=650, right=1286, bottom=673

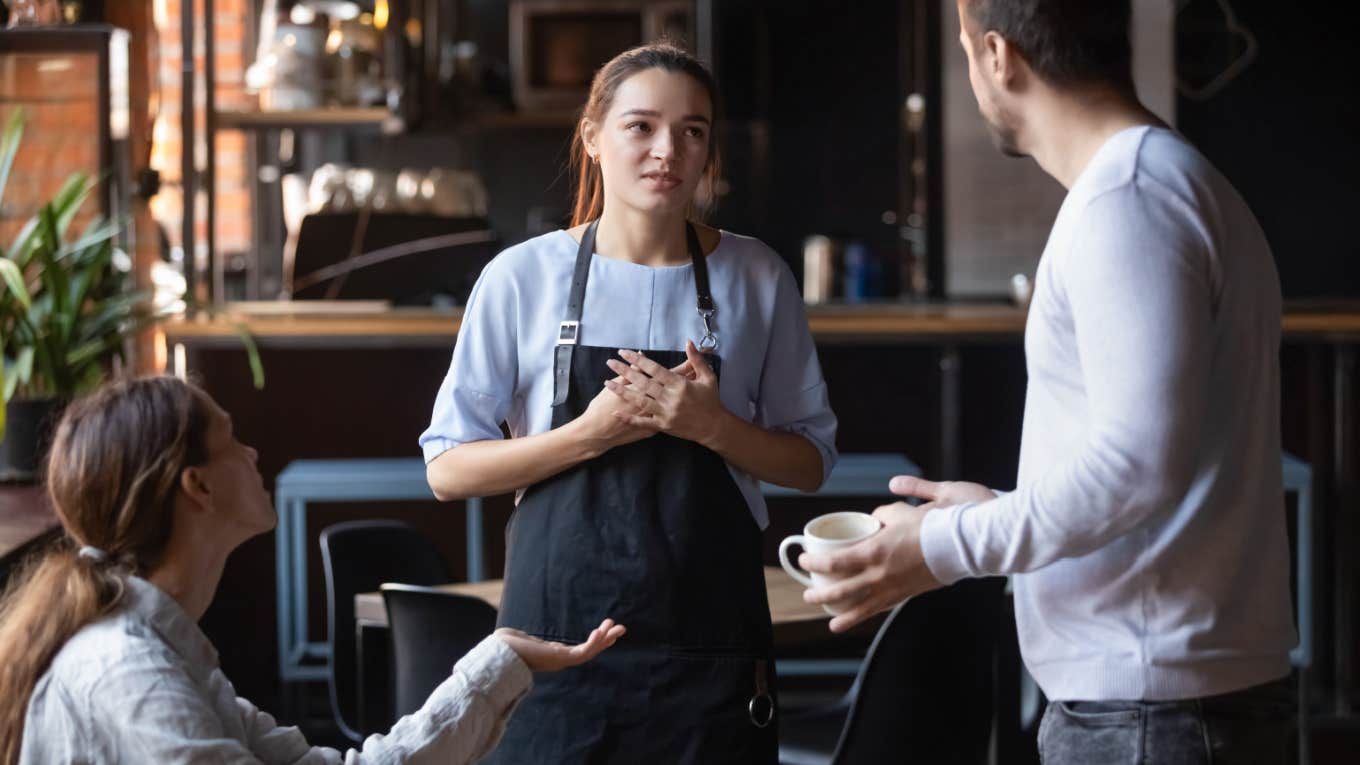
left=778, top=511, right=882, bottom=615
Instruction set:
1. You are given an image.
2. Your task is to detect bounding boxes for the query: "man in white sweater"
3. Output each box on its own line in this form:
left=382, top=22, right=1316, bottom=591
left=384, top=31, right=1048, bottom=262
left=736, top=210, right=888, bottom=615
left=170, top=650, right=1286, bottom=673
left=801, top=1, right=1297, bottom=761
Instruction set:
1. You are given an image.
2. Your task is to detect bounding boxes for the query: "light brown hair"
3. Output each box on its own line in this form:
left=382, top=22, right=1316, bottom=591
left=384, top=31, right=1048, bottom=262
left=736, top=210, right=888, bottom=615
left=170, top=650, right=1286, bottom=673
left=569, top=41, right=722, bottom=227
left=0, top=376, right=210, bottom=763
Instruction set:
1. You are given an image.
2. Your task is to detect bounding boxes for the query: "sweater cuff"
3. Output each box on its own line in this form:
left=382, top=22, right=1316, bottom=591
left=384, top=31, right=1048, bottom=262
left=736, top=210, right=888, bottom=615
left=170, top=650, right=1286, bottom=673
left=455, top=635, right=533, bottom=709
left=919, top=503, right=976, bottom=585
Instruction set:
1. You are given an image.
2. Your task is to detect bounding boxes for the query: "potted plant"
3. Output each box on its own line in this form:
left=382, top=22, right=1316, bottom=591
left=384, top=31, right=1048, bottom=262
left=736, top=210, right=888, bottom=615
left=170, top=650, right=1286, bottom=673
left=0, top=108, right=153, bottom=481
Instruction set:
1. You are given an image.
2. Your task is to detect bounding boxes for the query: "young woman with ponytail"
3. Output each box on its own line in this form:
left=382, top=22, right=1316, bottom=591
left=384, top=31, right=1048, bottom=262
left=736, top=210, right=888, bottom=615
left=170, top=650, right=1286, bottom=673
left=421, top=41, right=837, bottom=764
left=0, top=376, right=624, bottom=763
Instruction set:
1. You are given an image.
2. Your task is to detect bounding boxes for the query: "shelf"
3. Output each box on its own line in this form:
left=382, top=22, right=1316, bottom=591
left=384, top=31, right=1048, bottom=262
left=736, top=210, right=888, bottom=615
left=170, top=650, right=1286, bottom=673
left=467, top=110, right=578, bottom=129
left=211, top=107, right=583, bottom=133
left=214, top=107, right=403, bottom=133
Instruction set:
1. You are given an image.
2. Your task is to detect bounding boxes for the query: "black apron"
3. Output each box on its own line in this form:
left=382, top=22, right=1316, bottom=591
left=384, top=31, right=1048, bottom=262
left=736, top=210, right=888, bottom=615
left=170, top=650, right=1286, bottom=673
left=486, top=221, right=777, bottom=764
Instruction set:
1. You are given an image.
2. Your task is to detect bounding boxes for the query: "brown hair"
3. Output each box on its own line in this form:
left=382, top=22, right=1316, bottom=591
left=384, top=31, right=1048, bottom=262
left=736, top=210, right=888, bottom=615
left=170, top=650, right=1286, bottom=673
left=570, top=41, right=722, bottom=227
left=962, top=0, right=1135, bottom=92
left=0, top=376, right=211, bottom=763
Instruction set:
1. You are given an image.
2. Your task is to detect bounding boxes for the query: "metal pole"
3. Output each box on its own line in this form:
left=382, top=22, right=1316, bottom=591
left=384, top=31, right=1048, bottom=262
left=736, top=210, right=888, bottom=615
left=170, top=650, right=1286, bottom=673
left=181, top=0, right=197, bottom=312
left=1334, top=345, right=1357, bottom=714
left=204, top=0, right=219, bottom=304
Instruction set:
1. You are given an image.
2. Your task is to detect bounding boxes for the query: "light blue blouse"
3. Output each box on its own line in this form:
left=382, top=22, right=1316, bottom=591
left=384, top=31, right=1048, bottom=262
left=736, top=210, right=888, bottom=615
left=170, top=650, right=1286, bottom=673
left=419, top=229, right=838, bottom=528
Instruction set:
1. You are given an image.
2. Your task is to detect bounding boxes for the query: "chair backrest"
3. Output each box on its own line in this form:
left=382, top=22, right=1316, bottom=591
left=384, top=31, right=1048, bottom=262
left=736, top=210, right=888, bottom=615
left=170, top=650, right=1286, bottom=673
left=831, top=577, right=1004, bottom=765
left=319, top=519, right=450, bottom=742
left=380, top=584, right=500, bottom=717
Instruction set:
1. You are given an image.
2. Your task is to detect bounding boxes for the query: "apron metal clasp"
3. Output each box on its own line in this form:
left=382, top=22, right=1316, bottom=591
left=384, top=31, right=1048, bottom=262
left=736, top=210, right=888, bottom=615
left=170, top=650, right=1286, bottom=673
left=749, top=658, right=774, bottom=727
left=698, top=308, right=718, bottom=352
left=748, top=693, right=775, bottom=728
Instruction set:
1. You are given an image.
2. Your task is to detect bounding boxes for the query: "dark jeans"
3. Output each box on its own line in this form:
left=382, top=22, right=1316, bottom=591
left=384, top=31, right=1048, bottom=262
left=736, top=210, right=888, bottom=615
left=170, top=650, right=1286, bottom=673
left=1038, top=676, right=1296, bottom=764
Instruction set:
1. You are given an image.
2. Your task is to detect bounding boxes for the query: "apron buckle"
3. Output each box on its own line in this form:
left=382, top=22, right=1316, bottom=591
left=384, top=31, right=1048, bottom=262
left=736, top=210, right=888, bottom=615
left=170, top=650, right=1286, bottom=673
left=558, top=320, right=580, bottom=345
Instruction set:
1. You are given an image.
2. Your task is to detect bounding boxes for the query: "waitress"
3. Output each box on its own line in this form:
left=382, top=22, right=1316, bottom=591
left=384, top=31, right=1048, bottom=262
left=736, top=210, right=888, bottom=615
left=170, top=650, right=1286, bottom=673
left=420, top=42, right=837, bottom=764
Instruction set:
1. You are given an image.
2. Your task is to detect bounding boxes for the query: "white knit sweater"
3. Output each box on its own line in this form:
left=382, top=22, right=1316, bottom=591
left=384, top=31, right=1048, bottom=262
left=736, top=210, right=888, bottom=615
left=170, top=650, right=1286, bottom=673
left=920, top=126, right=1296, bottom=701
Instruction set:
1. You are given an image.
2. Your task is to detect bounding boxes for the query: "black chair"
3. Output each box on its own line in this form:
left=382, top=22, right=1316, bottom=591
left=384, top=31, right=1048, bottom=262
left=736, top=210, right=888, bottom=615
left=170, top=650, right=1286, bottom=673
left=319, top=520, right=450, bottom=743
left=779, top=577, right=1004, bottom=765
left=380, top=583, right=500, bottom=717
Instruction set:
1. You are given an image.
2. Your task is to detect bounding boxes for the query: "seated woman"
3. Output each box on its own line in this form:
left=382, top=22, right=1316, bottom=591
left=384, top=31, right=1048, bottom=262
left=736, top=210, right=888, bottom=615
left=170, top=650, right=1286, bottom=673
left=0, top=376, right=625, bottom=764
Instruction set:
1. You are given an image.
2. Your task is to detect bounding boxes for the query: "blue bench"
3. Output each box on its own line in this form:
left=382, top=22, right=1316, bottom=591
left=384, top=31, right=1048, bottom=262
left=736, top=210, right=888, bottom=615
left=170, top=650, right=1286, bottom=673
left=273, top=459, right=473, bottom=682
left=273, top=452, right=922, bottom=684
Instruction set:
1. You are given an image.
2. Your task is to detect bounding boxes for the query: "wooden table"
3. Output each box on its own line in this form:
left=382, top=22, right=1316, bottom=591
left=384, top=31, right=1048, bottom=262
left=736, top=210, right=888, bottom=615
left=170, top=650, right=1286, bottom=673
left=0, top=485, right=60, bottom=585
left=0, top=485, right=57, bottom=559
left=353, top=566, right=876, bottom=731
left=356, top=566, right=873, bottom=649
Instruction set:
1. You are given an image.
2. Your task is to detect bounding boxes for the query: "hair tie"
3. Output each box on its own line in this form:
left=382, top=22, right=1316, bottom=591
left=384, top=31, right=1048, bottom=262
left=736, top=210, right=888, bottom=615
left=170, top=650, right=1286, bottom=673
left=78, top=545, right=110, bottom=563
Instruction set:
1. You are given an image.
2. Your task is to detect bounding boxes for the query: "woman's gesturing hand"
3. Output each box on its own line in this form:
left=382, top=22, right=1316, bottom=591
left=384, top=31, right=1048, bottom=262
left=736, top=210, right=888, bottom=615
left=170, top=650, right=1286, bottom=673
left=495, top=619, right=626, bottom=672
left=603, top=341, right=730, bottom=446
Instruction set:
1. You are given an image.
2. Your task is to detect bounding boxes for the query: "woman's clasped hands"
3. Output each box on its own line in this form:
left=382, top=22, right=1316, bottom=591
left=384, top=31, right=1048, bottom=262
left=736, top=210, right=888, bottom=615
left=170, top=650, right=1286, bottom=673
left=604, top=340, right=727, bottom=445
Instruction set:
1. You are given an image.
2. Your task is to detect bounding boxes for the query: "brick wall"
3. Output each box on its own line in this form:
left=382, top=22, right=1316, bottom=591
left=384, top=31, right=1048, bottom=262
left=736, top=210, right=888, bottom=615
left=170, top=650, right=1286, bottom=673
left=0, top=52, right=101, bottom=247
left=150, top=0, right=252, bottom=269
left=0, top=2, right=252, bottom=288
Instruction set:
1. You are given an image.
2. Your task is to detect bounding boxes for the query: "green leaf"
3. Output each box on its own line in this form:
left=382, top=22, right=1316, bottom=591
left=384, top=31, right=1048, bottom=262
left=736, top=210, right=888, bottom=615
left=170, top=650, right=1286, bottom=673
left=0, top=110, right=24, bottom=198
left=230, top=322, right=266, bottom=390
left=7, top=345, right=34, bottom=399
left=35, top=206, right=70, bottom=319
left=73, top=360, right=104, bottom=397
left=76, top=290, right=150, bottom=337
left=64, top=335, right=120, bottom=369
left=2, top=365, right=15, bottom=402
left=0, top=257, right=30, bottom=310
left=60, top=218, right=119, bottom=262
left=0, top=109, right=24, bottom=214
left=50, top=173, right=95, bottom=239
left=6, top=216, right=39, bottom=269
left=66, top=239, right=112, bottom=314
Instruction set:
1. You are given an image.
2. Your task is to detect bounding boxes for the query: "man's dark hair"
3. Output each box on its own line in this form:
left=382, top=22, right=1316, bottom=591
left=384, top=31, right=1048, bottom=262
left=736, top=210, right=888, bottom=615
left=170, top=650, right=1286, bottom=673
left=964, top=0, right=1134, bottom=91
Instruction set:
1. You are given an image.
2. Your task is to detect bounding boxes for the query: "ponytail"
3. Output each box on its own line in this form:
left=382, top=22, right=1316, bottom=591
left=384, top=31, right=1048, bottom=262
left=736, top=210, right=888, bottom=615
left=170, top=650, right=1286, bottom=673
left=0, top=547, right=126, bottom=763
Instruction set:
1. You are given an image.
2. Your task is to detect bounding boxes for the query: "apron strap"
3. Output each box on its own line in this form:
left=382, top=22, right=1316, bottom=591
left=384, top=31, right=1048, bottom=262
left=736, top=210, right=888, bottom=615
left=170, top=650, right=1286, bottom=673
left=686, top=223, right=719, bottom=351
left=552, top=220, right=716, bottom=406
left=553, top=220, right=598, bottom=406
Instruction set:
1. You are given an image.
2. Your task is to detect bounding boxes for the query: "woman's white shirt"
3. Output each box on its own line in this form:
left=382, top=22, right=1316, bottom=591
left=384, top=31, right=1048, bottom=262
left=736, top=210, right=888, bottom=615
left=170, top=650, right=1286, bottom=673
left=21, top=575, right=531, bottom=764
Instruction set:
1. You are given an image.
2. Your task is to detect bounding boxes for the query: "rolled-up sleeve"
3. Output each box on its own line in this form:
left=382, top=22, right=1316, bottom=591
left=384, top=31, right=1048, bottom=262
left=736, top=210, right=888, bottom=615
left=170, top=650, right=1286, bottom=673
left=420, top=258, right=521, bottom=463
left=333, top=634, right=533, bottom=765
left=756, top=264, right=838, bottom=487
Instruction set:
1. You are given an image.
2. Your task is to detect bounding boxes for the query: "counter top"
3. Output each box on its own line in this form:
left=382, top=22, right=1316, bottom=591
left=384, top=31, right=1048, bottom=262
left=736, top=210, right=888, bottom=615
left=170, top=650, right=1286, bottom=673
left=161, top=300, right=1360, bottom=348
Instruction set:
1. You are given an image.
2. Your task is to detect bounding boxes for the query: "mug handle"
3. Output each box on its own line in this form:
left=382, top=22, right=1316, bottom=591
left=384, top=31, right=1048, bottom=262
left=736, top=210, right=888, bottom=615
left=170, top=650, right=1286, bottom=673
left=778, top=535, right=815, bottom=588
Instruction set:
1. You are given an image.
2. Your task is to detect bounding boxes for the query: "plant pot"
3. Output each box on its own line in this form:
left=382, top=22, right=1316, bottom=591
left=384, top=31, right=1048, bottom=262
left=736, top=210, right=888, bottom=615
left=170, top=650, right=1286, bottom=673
left=0, top=397, right=65, bottom=484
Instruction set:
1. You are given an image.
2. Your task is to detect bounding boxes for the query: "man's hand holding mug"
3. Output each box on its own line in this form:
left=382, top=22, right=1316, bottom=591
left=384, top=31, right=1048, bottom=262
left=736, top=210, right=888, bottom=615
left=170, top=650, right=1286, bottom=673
left=792, top=475, right=996, bottom=633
